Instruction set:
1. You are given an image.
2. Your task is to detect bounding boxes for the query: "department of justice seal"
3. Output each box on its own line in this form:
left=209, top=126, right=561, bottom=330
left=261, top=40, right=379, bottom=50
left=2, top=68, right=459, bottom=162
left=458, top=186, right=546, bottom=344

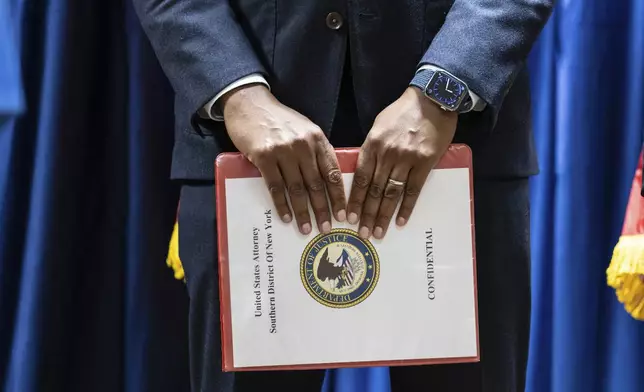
left=300, top=228, right=379, bottom=308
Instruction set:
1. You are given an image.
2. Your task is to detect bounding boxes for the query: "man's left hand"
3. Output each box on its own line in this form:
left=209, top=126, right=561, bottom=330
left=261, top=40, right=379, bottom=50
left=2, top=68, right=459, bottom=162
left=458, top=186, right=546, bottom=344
left=347, top=87, right=457, bottom=240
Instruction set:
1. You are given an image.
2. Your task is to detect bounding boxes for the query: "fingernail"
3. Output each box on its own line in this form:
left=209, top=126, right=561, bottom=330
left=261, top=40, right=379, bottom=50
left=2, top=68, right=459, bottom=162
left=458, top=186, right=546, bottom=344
left=348, top=212, right=359, bottom=225
left=282, top=214, right=292, bottom=223
left=359, top=226, right=370, bottom=239
left=337, top=209, right=346, bottom=222
left=301, top=223, right=312, bottom=235
left=373, top=227, right=383, bottom=239
left=396, top=217, right=406, bottom=226
left=321, top=221, right=331, bottom=234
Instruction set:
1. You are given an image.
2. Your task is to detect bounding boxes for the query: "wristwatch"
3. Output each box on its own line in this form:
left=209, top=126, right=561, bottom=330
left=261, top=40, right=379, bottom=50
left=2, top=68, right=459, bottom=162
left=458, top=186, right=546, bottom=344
left=409, top=67, right=483, bottom=113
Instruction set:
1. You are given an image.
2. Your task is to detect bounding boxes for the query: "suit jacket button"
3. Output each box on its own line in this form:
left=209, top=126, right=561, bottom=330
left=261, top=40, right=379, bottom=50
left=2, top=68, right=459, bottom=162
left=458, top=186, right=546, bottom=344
left=326, top=12, right=344, bottom=30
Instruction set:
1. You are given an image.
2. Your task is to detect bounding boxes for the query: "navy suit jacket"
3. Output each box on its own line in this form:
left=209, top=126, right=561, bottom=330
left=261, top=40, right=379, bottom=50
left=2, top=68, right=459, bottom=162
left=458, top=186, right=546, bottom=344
left=133, top=0, right=554, bottom=180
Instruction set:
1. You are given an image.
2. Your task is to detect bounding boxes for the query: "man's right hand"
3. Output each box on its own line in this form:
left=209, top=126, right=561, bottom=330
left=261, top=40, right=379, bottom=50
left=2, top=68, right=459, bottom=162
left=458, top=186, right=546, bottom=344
left=221, top=84, right=346, bottom=235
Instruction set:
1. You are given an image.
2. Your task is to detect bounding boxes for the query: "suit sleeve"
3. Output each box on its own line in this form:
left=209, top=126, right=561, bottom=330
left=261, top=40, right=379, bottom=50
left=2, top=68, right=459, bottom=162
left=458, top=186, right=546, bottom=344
left=420, top=0, right=554, bottom=111
left=132, top=0, right=267, bottom=115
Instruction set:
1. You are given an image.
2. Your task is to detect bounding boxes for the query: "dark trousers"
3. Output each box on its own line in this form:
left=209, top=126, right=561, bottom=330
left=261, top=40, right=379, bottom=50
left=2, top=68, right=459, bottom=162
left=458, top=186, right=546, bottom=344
left=178, top=176, right=531, bottom=392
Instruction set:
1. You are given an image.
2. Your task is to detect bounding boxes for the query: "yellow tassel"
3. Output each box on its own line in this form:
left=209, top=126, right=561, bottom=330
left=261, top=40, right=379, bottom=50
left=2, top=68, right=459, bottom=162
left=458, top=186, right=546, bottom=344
left=166, top=221, right=186, bottom=282
left=606, top=234, right=644, bottom=320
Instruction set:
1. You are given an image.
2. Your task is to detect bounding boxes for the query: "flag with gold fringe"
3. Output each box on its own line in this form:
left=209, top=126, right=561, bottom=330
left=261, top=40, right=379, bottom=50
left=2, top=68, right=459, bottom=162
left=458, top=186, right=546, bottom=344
left=606, top=151, right=644, bottom=321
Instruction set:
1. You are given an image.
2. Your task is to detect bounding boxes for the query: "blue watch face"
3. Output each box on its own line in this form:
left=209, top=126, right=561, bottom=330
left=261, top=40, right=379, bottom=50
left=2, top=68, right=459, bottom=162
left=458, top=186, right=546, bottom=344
left=426, top=73, right=466, bottom=110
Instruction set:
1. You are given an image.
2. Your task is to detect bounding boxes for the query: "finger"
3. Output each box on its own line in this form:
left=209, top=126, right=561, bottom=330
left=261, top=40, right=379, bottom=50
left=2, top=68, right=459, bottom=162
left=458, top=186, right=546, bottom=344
left=358, top=156, right=394, bottom=240
left=278, top=156, right=312, bottom=235
left=300, top=149, right=332, bottom=234
left=316, top=139, right=346, bottom=223
left=347, top=147, right=376, bottom=226
left=396, top=164, right=432, bottom=226
left=256, top=157, right=292, bottom=223
left=373, top=164, right=411, bottom=239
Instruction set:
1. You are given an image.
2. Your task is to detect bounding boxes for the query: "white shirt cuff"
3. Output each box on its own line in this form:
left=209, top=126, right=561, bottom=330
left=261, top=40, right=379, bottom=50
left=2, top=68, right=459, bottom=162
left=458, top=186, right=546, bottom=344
left=199, top=73, right=270, bottom=121
left=417, top=64, right=486, bottom=112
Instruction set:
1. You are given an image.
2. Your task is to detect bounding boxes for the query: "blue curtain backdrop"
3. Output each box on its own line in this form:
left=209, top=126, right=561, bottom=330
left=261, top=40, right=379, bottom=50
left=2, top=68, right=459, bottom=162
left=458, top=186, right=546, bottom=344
left=0, top=0, right=189, bottom=391
left=525, top=1, right=644, bottom=392
left=1, top=1, right=643, bottom=392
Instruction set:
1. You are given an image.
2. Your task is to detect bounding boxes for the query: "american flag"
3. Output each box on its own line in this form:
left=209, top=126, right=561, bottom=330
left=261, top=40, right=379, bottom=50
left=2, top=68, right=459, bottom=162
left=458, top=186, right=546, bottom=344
left=335, top=249, right=354, bottom=286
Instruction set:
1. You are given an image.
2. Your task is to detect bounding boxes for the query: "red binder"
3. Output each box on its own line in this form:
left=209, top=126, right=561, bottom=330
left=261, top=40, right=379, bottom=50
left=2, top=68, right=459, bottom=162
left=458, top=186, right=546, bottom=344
left=215, top=144, right=478, bottom=372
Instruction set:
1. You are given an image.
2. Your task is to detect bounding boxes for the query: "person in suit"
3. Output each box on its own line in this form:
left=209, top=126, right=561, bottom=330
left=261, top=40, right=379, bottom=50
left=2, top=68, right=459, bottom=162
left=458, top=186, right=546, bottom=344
left=133, top=1, right=554, bottom=391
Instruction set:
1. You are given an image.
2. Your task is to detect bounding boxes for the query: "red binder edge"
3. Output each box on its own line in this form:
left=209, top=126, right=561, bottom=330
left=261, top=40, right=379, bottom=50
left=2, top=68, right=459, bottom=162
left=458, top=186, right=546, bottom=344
left=215, top=144, right=479, bottom=372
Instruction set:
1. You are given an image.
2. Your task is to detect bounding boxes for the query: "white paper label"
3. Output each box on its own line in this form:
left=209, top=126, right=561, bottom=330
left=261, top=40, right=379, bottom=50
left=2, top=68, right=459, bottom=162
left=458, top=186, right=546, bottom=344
left=224, top=168, right=477, bottom=368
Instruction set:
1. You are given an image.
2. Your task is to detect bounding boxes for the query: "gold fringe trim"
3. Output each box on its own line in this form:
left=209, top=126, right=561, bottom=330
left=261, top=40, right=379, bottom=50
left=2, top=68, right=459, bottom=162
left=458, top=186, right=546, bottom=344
left=166, top=221, right=185, bottom=281
left=606, top=234, right=644, bottom=321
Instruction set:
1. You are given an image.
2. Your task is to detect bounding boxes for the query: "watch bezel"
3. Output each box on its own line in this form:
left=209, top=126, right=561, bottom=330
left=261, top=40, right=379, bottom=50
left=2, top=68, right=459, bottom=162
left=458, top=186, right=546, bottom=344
left=422, top=70, right=469, bottom=112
